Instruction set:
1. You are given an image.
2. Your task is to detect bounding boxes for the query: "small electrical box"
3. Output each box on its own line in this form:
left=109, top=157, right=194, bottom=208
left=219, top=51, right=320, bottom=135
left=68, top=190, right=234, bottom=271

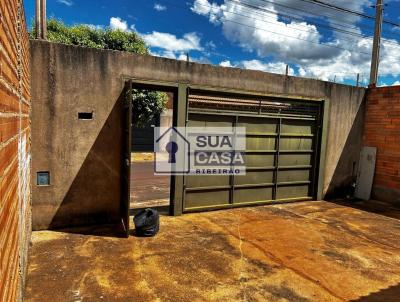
left=37, top=171, right=50, bottom=186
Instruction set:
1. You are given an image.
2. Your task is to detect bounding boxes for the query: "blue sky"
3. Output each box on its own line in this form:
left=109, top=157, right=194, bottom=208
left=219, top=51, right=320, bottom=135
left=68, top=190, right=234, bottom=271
left=24, top=0, right=400, bottom=86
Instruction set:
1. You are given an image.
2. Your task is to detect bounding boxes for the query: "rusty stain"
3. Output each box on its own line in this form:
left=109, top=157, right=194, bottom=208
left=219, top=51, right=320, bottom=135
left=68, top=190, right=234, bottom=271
left=24, top=201, right=400, bottom=301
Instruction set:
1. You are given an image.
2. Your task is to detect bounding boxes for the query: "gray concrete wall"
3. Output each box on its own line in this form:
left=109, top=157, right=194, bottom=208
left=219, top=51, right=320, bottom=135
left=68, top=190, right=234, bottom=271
left=31, top=40, right=366, bottom=230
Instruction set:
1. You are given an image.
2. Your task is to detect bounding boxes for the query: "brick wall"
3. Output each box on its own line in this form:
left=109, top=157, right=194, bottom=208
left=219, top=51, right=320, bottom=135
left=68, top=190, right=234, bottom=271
left=363, top=86, right=400, bottom=204
left=0, top=0, right=31, bottom=301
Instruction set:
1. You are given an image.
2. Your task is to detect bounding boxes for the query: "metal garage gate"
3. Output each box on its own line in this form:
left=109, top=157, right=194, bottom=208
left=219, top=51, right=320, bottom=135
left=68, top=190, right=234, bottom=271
left=183, top=92, right=324, bottom=212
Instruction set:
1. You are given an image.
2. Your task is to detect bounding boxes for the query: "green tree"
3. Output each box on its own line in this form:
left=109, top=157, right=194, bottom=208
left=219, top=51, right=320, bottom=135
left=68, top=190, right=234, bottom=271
left=31, top=19, right=166, bottom=126
left=131, top=89, right=168, bottom=127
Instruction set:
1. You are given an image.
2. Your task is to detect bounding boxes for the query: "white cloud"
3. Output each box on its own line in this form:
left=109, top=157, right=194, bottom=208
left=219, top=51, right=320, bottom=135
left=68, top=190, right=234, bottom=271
left=241, top=60, right=294, bottom=75
left=219, top=59, right=294, bottom=74
left=150, top=50, right=209, bottom=63
left=191, top=0, right=400, bottom=83
left=110, top=17, right=128, bottom=31
left=57, top=0, right=74, bottom=6
left=150, top=50, right=188, bottom=61
left=84, top=24, right=105, bottom=30
left=192, top=0, right=339, bottom=62
left=219, top=60, right=234, bottom=67
left=154, top=3, right=167, bottom=11
left=271, top=0, right=371, bottom=31
left=150, top=50, right=177, bottom=59
left=393, top=80, right=400, bottom=86
left=150, top=49, right=176, bottom=59
left=191, top=0, right=223, bottom=24
left=142, top=32, right=203, bottom=53
left=177, top=53, right=188, bottom=61
left=297, top=38, right=400, bottom=82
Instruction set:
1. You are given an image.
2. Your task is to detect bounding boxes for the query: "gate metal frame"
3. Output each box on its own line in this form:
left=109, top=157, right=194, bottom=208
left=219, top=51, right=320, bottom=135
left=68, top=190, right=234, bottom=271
left=122, top=78, right=187, bottom=218
left=123, top=78, right=329, bottom=217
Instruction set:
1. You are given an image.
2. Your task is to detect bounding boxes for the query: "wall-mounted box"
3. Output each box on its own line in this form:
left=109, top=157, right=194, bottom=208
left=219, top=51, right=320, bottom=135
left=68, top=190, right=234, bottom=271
left=37, top=171, right=50, bottom=186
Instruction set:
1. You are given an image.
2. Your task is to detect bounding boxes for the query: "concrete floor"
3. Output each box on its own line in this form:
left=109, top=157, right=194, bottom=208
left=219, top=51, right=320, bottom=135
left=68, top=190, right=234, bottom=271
left=24, top=201, right=400, bottom=302
left=333, top=198, right=400, bottom=220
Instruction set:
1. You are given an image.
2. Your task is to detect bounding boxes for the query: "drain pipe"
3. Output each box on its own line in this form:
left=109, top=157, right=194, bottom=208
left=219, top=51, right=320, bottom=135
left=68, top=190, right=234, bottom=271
left=35, top=0, right=47, bottom=39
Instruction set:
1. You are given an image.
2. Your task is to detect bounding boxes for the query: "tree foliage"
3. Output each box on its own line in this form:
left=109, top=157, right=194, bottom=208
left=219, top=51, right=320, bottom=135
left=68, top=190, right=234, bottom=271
left=31, top=18, right=149, bottom=54
left=31, top=19, right=167, bottom=126
left=131, top=89, right=168, bottom=128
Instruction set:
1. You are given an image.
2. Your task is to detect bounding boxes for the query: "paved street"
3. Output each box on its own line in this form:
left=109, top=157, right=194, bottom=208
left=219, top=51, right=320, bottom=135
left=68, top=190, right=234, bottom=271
left=130, top=154, right=170, bottom=209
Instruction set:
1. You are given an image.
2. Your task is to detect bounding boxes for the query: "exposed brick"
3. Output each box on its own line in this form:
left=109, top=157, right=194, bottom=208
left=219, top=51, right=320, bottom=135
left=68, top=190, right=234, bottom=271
left=0, top=116, right=19, bottom=143
left=0, top=176, right=18, bottom=247
left=364, top=86, right=400, bottom=196
left=0, top=0, right=31, bottom=301
left=0, top=182, right=18, bottom=276
left=0, top=50, right=19, bottom=88
left=0, top=81, right=19, bottom=112
left=0, top=139, right=18, bottom=172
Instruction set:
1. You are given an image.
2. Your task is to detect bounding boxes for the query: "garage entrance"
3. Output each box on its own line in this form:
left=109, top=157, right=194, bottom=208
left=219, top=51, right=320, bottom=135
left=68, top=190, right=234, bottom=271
left=122, top=81, right=327, bottom=223
left=183, top=91, right=325, bottom=212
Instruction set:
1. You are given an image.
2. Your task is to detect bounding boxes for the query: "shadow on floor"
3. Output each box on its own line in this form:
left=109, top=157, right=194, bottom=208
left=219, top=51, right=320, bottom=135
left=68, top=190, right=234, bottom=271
left=350, top=283, right=400, bottom=302
left=331, top=198, right=400, bottom=220
left=129, top=205, right=170, bottom=217
left=50, top=223, right=127, bottom=238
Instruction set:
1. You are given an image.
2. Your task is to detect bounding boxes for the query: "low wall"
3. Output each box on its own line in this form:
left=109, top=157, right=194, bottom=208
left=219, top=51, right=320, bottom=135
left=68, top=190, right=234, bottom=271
left=363, top=86, right=400, bottom=205
left=30, top=40, right=366, bottom=230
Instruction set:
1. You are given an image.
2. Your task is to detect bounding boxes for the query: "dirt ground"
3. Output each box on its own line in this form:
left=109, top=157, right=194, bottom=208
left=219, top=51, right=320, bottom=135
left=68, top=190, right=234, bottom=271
left=24, top=201, right=400, bottom=302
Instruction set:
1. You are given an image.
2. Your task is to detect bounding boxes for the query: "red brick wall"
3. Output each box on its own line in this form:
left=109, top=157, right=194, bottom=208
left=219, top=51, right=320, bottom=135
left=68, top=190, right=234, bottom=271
left=363, top=86, right=400, bottom=203
left=0, top=0, right=31, bottom=301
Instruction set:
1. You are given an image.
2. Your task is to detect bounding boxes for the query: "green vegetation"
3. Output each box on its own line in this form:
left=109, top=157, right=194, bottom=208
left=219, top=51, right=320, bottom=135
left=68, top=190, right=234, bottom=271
left=31, top=18, right=167, bottom=126
left=30, top=18, right=148, bottom=54
left=131, top=89, right=168, bottom=128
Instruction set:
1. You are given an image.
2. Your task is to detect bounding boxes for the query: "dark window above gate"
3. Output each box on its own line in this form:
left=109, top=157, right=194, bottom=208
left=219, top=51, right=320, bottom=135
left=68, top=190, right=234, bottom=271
left=188, top=93, right=321, bottom=119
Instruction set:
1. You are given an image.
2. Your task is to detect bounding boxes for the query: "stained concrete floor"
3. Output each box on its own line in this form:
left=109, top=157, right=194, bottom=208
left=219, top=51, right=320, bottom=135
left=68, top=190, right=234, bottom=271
left=24, top=201, right=400, bottom=302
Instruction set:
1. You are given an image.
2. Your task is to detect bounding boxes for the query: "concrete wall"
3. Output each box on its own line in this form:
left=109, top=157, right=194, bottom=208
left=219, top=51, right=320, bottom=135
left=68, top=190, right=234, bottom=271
left=31, top=40, right=366, bottom=230
left=0, top=0, right=31, bottom=301
left=363, top=86, right=400, bottom=205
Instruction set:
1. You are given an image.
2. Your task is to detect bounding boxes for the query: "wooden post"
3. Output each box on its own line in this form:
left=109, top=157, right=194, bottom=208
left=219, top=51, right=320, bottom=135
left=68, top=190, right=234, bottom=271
left=370, top=0, right=384, bottom=86
left=35, top=0, right=46, bottom=39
